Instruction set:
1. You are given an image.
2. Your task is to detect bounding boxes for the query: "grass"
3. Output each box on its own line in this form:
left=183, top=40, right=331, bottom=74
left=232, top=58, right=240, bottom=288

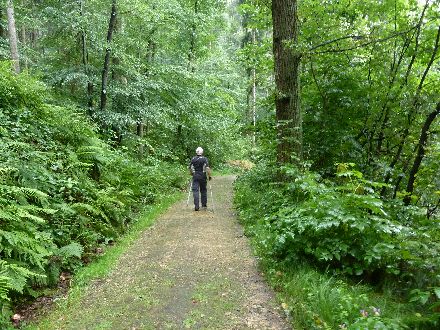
left=261, top=260, right=412, bottom=329
left=23, top=192, right=182, bottom=330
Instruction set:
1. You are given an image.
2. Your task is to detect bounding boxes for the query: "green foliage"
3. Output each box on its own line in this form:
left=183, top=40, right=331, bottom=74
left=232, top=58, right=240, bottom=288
left=234, top=162, right=440, bottom=328
left=262, top=263, right=410, bottom=329
left=17, top=0, right=247, bottom=166
left=0, top=64, right=187, bottom=323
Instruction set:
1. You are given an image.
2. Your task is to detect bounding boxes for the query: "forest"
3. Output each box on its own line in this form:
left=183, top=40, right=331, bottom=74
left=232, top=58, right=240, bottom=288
left=0, top=0, right=439, bottom=329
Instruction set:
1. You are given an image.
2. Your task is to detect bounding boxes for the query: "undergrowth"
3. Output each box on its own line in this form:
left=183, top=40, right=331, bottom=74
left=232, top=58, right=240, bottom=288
left=0, top=65, right=186, bottom=326
left=234, top=161, right=440, bottom=329
left=23, top=193, right=180, bottom=330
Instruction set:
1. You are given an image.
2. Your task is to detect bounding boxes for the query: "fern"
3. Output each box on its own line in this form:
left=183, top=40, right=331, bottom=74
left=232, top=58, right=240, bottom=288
left=0, top=166, right=19, bottom=185
left=0, top=184, right=48, bottom=206
left=0, top=276, right=11, bottom=301
left=0, top=260, right=40, bottom=294
left=76, top=145, right=109, bottom=166
left=71, top=202, right=110, bottom=223
left=0, top=230, right=54, bottom=269
left=57, top=242, right=83, bottom=259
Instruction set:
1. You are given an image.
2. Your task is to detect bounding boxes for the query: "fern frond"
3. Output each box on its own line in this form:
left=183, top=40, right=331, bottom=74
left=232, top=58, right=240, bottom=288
left=0, top=209, right=15, bottom=222
left=57, top=242, right=83, bottom=259
left=76, top=145, right=109, bottom=165
left=0, top=230, right=53, bottom=269
left=0, top=167, right=19, bottom=184
left=15, top=207, right=46, bottom=224
left=0, top=260, right=41, bottom=294
left=0, top=184, right=48, bottom=205
left=71, top=202, right=110, bottom=222
left=0, top=276, right=12, bottom=301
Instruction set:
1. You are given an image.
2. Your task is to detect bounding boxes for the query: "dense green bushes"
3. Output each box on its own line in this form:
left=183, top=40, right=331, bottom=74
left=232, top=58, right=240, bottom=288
left=234, top=162, right=440, bottom=328
left=0, top=66, right=186, bottom=326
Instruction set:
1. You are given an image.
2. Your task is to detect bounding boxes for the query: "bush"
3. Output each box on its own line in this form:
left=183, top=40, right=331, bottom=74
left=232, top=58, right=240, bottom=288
left=234, top=162, right=440, bottom=328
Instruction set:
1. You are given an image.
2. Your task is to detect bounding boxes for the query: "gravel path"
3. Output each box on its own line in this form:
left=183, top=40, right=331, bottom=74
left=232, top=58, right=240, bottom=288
left=44, top=175, right=291, bottom=330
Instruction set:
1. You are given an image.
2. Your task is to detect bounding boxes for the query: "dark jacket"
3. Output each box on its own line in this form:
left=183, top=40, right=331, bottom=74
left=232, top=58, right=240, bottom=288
left=189, top=156, right=209, bottom=180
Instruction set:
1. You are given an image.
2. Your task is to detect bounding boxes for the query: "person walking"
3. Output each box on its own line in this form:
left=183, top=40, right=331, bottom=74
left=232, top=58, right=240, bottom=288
left=189, top=147, right=212, bottom=211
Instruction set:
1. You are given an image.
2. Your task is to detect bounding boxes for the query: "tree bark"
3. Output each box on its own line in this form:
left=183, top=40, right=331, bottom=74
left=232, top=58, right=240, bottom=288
left=187, top=0, right=198, bottom=73
left=6, top=0, right=20, bottom=73
left=20, top=0, right=28, bottom=70
left=272, top=0, right=302, bottom=164
left=251, top=28, right=257, bottom=146
left=79, top=0, right=94, bottom=113
left=0, top=8, right=5, bottom=39
left=404, top=101, right=440, bottom=205
left=100, top=0, right=117, bottom=111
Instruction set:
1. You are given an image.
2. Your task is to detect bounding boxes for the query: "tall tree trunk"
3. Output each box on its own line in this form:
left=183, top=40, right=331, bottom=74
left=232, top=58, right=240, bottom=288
left=79, top=0, right=94, bottom=113
left=251, top=28, right=257, bottom=146
left=0, top=8, right=5, bottom=39
left=20, top=0, right=28, bottom=70
left=187, top=0, right=198, bottom=73
left=404, top=101, right=440, bottom=205
left=6, top=0, right=20, bottom=73
left=100, top=0, right=117, bottom=111
left=272, top=0, right=302, bottom=164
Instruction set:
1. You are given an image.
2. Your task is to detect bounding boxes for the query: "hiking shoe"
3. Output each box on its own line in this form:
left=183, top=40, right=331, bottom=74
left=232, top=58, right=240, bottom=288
left=194, top=207, right=199, bottom=211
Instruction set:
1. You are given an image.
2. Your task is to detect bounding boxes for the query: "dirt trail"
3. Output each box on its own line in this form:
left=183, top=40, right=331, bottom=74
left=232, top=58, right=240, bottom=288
left=45, top=175, right=291, bottom=330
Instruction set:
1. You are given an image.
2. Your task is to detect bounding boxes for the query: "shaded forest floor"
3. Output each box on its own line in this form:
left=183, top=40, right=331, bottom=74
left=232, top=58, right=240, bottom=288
left=29, top=175, right=290, bottom=329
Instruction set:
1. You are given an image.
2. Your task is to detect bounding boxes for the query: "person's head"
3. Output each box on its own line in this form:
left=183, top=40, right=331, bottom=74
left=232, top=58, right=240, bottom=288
left=196, top=147, right=203, bottom=156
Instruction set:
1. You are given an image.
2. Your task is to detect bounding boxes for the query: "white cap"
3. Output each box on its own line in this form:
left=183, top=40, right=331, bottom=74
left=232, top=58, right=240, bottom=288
left=196, top=147, right=203, bottom=155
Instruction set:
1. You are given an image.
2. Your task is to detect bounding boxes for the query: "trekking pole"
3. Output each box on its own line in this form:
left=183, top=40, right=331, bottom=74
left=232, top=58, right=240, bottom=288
left=209, top=179, right=215, bottom=213
left=186, top=179, right=192, bottom=207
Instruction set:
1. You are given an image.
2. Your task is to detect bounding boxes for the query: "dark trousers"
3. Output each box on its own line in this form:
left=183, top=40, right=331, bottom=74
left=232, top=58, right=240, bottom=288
left=192, top=176, right=207, bottom=209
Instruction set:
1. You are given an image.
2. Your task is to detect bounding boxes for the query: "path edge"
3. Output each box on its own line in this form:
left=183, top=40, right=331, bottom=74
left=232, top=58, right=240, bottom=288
left=23, top=192, right=183, bottom=330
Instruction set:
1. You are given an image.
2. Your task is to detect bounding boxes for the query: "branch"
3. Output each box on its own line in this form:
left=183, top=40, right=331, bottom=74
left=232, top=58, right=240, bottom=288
left=309, top=34, right=365, bottom=51
left=309, top=26, right=418, bottom=55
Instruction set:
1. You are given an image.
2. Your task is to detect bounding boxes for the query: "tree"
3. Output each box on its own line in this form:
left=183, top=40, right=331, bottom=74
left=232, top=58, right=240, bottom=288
left=100, top=0, right=117, bottom=112
left=404, top=100, right=440, bottom=205
left=272, top=0, right=302, bottom=164
left=6, top=0, right=20, bottom=73
left=79, top=0, right=93, bottom=112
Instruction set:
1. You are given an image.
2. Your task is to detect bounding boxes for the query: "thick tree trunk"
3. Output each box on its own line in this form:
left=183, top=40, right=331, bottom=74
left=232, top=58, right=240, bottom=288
left=100, top=0, right=117, bottom=111
left=6, top=0, right=20, bottom=73
left=404, top=101, right=440, bottom=205
left=272, top=0, right=302, bottom=164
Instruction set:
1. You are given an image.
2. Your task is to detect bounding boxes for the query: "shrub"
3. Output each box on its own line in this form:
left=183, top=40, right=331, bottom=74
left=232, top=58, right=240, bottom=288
left=234, top=162, right=440, bottom=327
